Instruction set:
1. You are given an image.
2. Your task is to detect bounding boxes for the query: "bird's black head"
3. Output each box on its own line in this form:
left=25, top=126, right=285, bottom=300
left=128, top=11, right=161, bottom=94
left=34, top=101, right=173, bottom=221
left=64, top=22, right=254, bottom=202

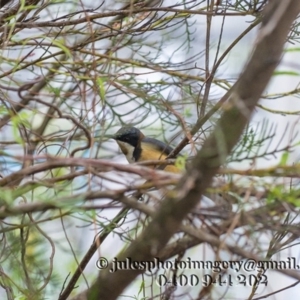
left=113, top=126, right=144, bottom=148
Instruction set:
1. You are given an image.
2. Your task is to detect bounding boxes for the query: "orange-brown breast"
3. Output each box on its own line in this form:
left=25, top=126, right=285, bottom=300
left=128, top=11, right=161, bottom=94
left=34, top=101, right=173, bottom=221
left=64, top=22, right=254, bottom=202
left=139, top=142, right=181, bottom=173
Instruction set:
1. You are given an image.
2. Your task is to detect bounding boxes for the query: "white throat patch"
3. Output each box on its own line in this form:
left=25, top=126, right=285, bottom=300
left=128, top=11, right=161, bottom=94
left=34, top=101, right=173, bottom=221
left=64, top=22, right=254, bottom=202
left=116, top=141, right=135, bottom=163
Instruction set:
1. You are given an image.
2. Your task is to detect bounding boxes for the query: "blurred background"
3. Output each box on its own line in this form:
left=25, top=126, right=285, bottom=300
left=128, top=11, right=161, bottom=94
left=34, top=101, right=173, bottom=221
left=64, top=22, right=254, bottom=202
left=0, top=1, right=300, bottom=299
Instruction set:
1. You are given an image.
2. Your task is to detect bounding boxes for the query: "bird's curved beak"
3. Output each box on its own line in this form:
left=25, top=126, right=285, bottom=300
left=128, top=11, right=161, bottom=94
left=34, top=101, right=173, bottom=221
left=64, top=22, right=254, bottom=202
left=104, top=134, right=116, bottom=139
left=96, top=134, right=116, bottom=141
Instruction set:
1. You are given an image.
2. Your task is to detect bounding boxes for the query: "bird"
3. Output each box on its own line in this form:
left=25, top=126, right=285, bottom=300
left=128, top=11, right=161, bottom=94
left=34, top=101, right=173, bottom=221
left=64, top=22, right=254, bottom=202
left=111, top=126, right=181, bottom=173
left=111, top=127, right=233, bottom=211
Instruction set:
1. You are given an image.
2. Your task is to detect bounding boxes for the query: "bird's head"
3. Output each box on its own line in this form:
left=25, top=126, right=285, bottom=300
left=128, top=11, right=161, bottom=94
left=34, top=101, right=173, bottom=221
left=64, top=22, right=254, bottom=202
left=111, top=127, right=145, bottom=163
left=113, top=126, right=144, bottom=148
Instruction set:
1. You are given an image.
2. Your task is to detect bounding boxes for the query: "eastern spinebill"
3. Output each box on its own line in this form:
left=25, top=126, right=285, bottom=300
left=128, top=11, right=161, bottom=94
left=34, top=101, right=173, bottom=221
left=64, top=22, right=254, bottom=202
left=111, top=126, right=180, bottom=173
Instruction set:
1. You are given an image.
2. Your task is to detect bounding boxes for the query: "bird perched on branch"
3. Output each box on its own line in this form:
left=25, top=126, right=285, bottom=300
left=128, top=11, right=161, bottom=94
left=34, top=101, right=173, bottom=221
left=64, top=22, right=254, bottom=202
left=111, top=126, right=181, bottom=173
left=111, top=126, right=233, bottom=211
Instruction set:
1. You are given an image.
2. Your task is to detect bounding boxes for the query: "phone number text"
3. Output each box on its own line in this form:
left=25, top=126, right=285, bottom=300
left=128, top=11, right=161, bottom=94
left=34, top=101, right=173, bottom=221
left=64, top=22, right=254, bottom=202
left=157, top=273, right=268, bottom=287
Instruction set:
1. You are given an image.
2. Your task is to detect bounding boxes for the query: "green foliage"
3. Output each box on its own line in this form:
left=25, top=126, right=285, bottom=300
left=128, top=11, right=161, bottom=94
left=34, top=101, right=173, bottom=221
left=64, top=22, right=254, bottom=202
left=97, top=77, right=107, bottom=101
left=11, top=112, right=30, bottom=145
left=279, top=152, right=289, bottom=166
left=267, top=185, right=300, bottom=207
left=175, top=154, right=188, bottom=171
